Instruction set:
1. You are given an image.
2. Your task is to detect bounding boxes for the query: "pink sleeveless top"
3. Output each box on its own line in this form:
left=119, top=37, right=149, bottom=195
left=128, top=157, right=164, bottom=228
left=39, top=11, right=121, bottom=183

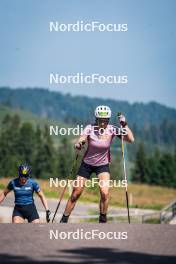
left=82, top=124, right=116, bottom=166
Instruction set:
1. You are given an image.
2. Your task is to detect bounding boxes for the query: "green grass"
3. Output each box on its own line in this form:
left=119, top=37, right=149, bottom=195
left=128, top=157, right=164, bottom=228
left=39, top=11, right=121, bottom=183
left=144, top=218, right=161, bottom=224
left=1, top=178, right=176, bottom=211
left=0, top=183, right=5, bottom=189
left=42, top=190, right=59, bottom=199
left=129, top=203, right=164, bottom=210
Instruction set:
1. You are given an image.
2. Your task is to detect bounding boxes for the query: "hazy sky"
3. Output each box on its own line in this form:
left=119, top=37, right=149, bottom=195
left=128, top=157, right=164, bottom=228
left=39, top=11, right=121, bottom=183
left=0, top=0, right=176, bottom=108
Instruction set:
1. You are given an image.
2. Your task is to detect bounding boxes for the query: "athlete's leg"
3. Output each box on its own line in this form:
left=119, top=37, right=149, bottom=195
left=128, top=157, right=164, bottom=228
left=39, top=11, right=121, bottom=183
left=98, top=172, right=110, bottom=222
left=12, top=216, right=25, bottom=223
left=64, top=176, right=86, bottom=215
left=12, top=206, right=25, bottom=223
left=60, top=176, right=86, bottom=222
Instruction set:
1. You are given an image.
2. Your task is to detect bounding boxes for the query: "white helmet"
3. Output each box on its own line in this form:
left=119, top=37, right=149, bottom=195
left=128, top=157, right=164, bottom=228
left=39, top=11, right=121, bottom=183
left=95, top=105, right=111, bottom=118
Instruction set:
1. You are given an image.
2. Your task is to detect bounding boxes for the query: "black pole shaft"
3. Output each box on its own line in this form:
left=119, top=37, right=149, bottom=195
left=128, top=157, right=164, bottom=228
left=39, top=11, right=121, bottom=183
left=118, top=118, right=131, bottom=224
left=52, top=183, right=68, bottom=223
left=52, top=153, right=79, bottom=223
left=126, top=190, right=130, bottom=224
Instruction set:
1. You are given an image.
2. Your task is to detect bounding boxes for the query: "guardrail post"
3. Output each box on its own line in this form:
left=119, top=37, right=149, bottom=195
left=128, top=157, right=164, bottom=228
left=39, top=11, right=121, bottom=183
left=172, top=202, right=176, bottom=217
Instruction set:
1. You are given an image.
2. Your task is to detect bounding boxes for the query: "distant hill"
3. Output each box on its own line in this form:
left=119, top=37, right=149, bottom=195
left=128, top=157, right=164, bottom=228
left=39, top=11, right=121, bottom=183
left=0, top=87, right=176, bottom=126
left=0, top=104, right=66, bottom=128
left=0, top=104, right=49, bottom=128
left=0, top=87, right=176, bottom=153
left=0, top=104, right=68, bottom=146
left=0, top=87, right=176, bottom=161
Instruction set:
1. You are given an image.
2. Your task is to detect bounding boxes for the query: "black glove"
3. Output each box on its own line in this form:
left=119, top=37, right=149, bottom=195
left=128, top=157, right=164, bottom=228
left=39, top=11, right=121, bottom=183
left=74, top=142, right=82, bottom=150
left=74, top=141, right=86, bottom=150
left=46, top=209, right=51, bottom=223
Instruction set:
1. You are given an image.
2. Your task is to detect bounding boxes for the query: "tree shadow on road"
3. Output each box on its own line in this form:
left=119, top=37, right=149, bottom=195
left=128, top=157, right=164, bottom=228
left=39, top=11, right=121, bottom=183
left=0, top=247, right=176, bottom=264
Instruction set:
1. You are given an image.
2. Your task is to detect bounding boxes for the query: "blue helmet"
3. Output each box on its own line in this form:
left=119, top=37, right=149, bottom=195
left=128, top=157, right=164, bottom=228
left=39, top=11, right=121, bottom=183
left=18, top=164, right=31, bottom=177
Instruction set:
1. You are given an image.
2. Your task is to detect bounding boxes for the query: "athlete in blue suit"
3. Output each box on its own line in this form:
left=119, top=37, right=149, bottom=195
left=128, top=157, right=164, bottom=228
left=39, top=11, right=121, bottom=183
left=0, top=164, right=51, bottom=223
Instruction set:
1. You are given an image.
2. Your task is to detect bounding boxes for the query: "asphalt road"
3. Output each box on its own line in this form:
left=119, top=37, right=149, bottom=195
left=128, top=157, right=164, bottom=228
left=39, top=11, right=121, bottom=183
left=0, top=224, right=176, bottom=264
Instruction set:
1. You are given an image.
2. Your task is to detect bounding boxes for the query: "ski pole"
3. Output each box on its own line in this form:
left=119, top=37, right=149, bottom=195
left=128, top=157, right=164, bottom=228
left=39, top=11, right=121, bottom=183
left=118, top=112, right=130, bottom=224
left=52, top=152, right=79, bottom=223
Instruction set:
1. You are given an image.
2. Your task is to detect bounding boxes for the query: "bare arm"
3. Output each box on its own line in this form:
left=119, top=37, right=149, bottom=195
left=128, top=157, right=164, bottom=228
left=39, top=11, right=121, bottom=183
left=117, top=114, right=134, bottom=143
left=0, top=188, right=10, bottom=204
left=37, top=190, right=49, bottom=211
left=123, top=125, right=135, bottom=143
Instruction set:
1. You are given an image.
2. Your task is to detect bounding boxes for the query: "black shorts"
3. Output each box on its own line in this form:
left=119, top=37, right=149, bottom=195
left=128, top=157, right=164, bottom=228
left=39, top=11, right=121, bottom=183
left=77, top=161, right=110, bottom=179
left=12, top=203, right=39, bottom=223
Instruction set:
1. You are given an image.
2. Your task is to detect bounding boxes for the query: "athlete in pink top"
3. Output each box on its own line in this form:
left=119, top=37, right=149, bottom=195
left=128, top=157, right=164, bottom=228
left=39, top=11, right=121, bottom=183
left=82, top=124, right=116, bottom=166
left=60, top=106, right=134, bottom=223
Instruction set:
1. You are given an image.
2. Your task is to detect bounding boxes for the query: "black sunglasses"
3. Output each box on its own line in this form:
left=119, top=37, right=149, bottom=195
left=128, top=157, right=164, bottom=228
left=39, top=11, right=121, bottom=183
left=19, top=174, right=29, bottom=178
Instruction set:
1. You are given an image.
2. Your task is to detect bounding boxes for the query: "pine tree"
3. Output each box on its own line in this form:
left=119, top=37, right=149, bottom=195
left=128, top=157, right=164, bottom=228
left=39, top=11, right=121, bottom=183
left=34, top=125, right=56, bottom=179
left=159, top=153, right=175, bottom=187
left=0, top=115, right=21, bottom=177
left=56, top=137, right=73, bottom=179
left=147, top=148, right=161, bottom=185
left=131, top=142, right=149, bottom=183
left=17, top=122, right=36, bottom=165
left=33, top=126, right=43, bottom=178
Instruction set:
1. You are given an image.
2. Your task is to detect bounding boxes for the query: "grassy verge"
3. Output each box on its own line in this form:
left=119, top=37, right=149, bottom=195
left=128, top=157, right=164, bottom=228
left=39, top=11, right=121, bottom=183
left=0, top=177, right=176, bottom=210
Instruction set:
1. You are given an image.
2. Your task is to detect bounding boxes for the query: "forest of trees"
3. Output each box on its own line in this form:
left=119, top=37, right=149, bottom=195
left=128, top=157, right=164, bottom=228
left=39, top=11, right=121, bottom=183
left=0, top=114, right=73, bottom=179
left=132, top=143, right=176, bottom=187
left=0, top=87, right=176, bottom=155
left=132, top=120, right=176, bottom=146
left=0, top=114, right=122, bottom=181
left=0, top=114, right=176, bottom=188
left=0, top=87, right=176, bottom=126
